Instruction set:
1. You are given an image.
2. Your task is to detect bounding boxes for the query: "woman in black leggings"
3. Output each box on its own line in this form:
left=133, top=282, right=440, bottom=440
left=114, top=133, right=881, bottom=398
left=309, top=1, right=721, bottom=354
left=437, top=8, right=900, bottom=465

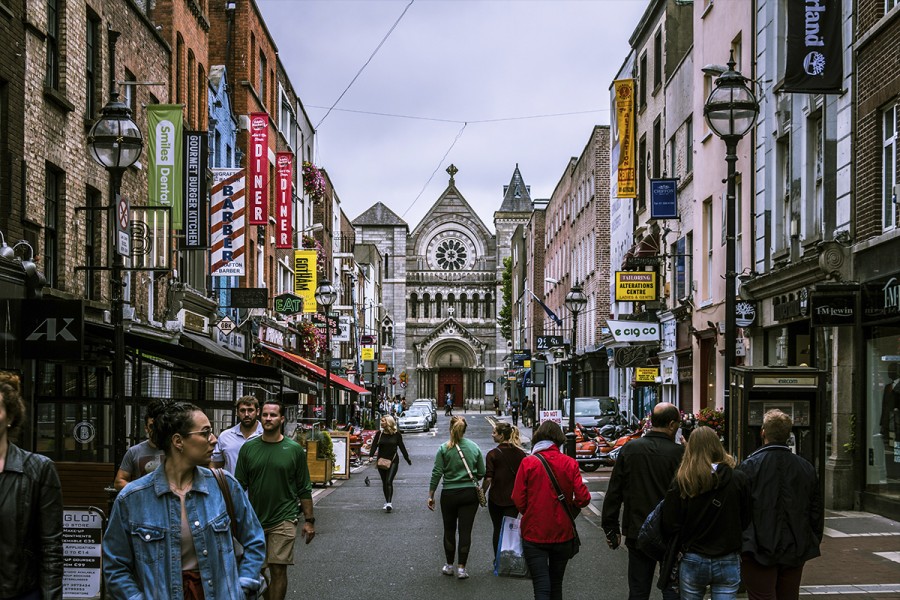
left=428, top=416, right=485, bottom=579
left=483, top=422, right=527, bottom=561
left=369, top=415, right=411, bottom=512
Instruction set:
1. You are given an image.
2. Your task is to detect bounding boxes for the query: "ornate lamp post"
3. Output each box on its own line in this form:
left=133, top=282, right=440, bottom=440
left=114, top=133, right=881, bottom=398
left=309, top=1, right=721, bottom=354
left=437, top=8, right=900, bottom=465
left=564, top=281, right=588, bottom=458
left=315, top=280, right=337, bottom=425
left=703, top=52, right=758, bottom=450
left=87, top=31, right=144, bottom=469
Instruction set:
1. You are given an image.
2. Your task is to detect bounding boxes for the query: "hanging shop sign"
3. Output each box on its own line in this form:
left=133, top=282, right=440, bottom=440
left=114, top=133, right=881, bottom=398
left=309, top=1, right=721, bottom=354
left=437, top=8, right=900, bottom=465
left=536, top=335, right=564, bottom=351
left=247, top=113, right=269, bottom=225
left=183, top=130, right=208, bottom=248
left=210, top=169, right=245, bottom=276
left=635, top=367, right=659, bottom=383
left=784, top=0, right=843, bottom=94
left=614, top=345, right=649, bottom=368
left=735, top=301, right=757, bottom=328
left=614, top=272, right=658, bottom=302
left=361, top=347, right=375, bottom=361
left=274, top=293, right=304, bottom=315
left=292, top=249, right=317, bottom=313
left=613, top=79, right=636, bottom=198
left=22, top=299, right=84, bottom=359
left=275, top=152, right=293, bottom=248
left=333, top=316, right=351, bottom=343
left=650, top=179, right=678, bottom=219
left=608, top=319, right=660, bottom=343
left=147, top=104, right=184, bottom=228
left=229, top=287, right=268, bottom=309
left=809, top=290, right=856, bottom=326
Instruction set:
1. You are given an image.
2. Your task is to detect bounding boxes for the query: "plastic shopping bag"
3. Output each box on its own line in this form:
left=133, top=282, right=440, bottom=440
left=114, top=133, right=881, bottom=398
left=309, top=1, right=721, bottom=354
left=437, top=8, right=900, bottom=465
left=494, top=515, right=530, bottom=578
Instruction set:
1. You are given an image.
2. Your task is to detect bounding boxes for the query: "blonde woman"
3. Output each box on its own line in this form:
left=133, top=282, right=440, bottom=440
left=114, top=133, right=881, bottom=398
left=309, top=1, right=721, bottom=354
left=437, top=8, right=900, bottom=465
left=660, top=426, right=750, bottom=600
left=428, top=416, right=485, bottom=579
left=483, top=422, right=527, bottom=559
left=369, top=415, right=411, bottom=512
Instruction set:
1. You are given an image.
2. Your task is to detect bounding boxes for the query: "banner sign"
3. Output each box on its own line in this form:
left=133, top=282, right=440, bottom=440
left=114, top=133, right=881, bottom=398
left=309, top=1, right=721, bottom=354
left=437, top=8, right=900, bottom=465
left=607, top=319, right=660, bottom=343
left=614, top=271, right=658, bottom=302
left=229, top=288, right=268, bottom=309
left=614, top=79, right=636, bottom=198
left=650, top=178, right=678, bottom=219
left=22, top=299, right=84, bottom=360
left=183, top=131, right=208, bottom=248
left=809, top=290, right=856, bottom=326
left=784, top=0, right=842, bottom=94
left=247, top=112, right=269, bottom=225
left=148, top=105, right=184, bottom=228
left=635, top=367, right=659, bottom=383
left=210, top=169, right=245, bottom=276
left=293, top=250, right=318, bottom=313
left=275, top=152, right=293, bottom=248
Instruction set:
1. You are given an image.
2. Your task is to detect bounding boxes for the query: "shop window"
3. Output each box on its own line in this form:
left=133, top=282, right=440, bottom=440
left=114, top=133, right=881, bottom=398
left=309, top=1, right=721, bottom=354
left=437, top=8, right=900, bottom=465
left=866, top=327, right=900, bottom=501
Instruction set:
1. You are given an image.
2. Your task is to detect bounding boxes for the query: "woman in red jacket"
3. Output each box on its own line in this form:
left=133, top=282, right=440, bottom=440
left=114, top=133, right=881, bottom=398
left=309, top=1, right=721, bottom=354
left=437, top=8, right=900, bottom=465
left=513, top=421, right=591, bottom=600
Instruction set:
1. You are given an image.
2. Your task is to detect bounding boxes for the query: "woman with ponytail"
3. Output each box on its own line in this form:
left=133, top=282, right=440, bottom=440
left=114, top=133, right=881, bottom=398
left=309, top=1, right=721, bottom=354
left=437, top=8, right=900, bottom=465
left=483, top=422, right=527, bottom=559
left=428, top=415, right=485, bottom=579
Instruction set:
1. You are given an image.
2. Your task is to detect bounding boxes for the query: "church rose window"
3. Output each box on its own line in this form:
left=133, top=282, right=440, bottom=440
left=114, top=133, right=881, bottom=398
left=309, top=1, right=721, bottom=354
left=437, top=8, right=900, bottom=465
left=435, top=238, right=467, bottom=270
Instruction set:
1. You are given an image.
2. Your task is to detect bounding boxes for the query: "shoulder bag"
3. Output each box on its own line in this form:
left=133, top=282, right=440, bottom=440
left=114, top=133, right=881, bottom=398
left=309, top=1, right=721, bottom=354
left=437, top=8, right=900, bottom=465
left=212, top=468, right=267, bottom=599
left=455, top=444, right=487, bottom=507
left=534, top=453, right=580, bottom=557
left=374, top=432, right=396, bottom=470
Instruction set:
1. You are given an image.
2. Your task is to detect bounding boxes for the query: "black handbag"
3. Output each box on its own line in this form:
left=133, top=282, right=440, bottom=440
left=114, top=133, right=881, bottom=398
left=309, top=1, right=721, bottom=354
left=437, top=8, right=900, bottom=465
left=535, top=453, right=580, bottom=558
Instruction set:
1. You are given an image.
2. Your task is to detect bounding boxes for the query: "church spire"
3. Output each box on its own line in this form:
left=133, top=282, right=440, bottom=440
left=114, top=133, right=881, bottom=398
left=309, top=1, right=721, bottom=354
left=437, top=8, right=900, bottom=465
left=498, top=163, right=532, bottom=212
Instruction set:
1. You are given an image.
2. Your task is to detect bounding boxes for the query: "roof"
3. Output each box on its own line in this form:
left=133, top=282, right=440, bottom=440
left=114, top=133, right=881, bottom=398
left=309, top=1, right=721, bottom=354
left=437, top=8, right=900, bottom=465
left=352, top=202, right=407, bottom=227
left=498, top=164, right=533, bottom=213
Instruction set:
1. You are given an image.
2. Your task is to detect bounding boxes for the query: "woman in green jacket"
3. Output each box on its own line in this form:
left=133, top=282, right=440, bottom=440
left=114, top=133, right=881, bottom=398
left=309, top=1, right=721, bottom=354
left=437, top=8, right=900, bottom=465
left=428, top=415, right=486, bottom=580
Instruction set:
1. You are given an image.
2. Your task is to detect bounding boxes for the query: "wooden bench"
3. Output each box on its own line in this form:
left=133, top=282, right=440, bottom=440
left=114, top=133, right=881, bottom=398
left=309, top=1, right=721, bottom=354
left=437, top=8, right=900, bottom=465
left=55, top=462, right=116, bottom=512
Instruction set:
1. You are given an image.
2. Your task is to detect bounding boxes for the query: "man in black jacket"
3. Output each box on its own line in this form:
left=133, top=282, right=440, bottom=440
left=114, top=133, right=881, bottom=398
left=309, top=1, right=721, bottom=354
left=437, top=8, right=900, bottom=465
left=602, top=402, right=683, bottom=600
left=738, top=409, right=823, bottom=600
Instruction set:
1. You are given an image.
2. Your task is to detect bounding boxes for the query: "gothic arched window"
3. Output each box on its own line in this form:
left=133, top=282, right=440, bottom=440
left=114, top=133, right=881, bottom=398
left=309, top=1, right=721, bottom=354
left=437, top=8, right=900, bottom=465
left=410, top=293, right=418, bottom=318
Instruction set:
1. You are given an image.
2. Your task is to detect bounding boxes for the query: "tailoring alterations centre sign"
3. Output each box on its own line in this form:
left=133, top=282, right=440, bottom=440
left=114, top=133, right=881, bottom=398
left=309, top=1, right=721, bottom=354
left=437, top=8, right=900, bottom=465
left=615, top=271, right=658, bottom=302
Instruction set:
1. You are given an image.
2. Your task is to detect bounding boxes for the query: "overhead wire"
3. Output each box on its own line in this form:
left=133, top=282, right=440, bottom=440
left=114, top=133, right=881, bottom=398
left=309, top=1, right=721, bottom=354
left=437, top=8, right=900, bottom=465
left=307, top=105, right=609, bottom=125
left=400, top=122, right=467, bottom=218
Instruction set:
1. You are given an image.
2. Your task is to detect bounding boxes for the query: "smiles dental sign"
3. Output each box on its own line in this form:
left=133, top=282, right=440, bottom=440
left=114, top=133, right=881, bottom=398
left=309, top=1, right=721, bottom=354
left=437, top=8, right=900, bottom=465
left=148, top=105, right=183, bottom=228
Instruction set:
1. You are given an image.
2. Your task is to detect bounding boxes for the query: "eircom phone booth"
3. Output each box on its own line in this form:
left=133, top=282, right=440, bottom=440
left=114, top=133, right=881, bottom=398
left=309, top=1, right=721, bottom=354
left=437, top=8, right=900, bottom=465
left=729, top=366, right=826, bottom=475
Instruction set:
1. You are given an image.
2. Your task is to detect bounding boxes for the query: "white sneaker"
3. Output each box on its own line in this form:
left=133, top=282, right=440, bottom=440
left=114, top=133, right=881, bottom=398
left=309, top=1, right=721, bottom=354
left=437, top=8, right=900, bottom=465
left=385, top=502, right=392, bottom=513
left=457, top=568, right=469, bottom=579
left=441, top=564, right=455, bottom=576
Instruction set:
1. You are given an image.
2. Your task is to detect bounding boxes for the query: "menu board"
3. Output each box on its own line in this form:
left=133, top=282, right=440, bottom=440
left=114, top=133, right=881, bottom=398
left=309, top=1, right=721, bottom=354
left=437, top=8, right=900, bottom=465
left=63, top=508, right=104, bottom=599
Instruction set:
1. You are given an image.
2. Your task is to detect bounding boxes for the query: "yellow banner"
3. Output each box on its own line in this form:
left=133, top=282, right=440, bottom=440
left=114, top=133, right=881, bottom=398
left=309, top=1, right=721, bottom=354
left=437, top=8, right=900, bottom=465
left=614, top=79, right=636, bottom=198
left=292, top=250, right=317, bottom=313
left=614, top=271, right=657, bottom=301
left=361, top=347, right=375, bottom=361
left=636, top=367, right=659, bottom=383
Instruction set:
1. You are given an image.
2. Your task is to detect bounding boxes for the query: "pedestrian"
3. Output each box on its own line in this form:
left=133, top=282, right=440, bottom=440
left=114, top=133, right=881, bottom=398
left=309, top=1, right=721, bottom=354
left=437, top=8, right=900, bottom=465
left=428, top=415, right=485, bottom=579
left=235, top=400, right=316, bottom=600
left=494, top=397, right=501, bottom=417
left=0, top=375, right=63, bottom=600
left=737, top=409, right=823, bottom=600
left=369, top=415, right=412, bottom=513
left=103, top=401, right=266, bottom=600
left=445, top=391, right=454, bottom=416
left=659, top=426, right=750, bottom=599
left=511, top=398, right=520, bottom=427
left=211, top=395, right=263, bottom=474
left=114, top=398, right=167, bottom=490
left=512, top=421, right=591, bottom=600
left=601, top=402, right=684, bottom=600
left=483, top=422, right=527, bottom=559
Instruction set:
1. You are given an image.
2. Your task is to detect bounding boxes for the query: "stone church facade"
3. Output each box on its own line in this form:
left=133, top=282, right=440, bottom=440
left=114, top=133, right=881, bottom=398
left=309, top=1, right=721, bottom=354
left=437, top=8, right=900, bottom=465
left=353, top=165, right=532, bottom=405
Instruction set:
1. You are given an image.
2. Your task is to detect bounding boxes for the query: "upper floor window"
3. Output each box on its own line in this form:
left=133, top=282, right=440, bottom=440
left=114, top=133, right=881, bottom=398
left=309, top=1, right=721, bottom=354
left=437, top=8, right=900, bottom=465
left=44, top=165, right=62, bottom=288
left=639, top=52, right=648, bottom=108
left=258, top=52, right=267, bottom=104
left=85, top=14, right=101, bottom=119
left=653, top=29, right=662, bottom=89
left=686, top=115, right=693, bottom=173
left=46, top=0, right=61, bottom=89
left=883, top=103, right=898, bottom=231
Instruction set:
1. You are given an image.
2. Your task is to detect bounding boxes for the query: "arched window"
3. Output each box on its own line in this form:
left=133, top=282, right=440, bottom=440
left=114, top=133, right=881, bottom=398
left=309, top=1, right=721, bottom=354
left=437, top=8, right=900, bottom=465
left=410, top=293, right=418, bottom=318
left=484, top=293, right=493, bottom=318
left=435, top=293, right=443, bottom=318
left=459, top=293, right=467, bottom=318
left=423, top=293, right=431, bottom=318
left=472, top=293, right=479, bottom=318
left=448, top=293, right=455, bottom=316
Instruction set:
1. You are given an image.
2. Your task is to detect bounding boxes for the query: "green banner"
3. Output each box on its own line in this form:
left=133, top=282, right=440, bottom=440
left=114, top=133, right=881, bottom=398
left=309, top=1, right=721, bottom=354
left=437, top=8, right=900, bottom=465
left=147, top=105, right=184, bottom=228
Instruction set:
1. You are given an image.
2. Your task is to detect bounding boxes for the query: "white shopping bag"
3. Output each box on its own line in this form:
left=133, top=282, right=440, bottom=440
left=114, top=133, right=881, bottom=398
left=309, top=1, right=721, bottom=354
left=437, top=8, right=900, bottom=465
left=494, top=515, right=530, bottom=577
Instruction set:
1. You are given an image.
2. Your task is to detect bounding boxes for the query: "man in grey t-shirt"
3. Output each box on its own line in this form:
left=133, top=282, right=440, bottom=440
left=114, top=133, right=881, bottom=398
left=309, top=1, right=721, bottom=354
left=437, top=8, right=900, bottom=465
left=114, top=399, right=166, bottom=491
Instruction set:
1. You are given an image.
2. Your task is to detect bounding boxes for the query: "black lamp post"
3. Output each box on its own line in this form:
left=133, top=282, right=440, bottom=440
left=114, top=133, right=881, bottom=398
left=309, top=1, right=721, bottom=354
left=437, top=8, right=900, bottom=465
left=87, top=31, right=143, bottom=469
left=564, top=281, right=587, bottom=458
left=315, top=280, right=337, bottom=426
left=703, top=52, right=758, bottom=451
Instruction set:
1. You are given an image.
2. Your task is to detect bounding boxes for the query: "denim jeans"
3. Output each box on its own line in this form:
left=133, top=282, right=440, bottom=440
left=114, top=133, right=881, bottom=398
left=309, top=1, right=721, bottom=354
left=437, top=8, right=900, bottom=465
left=626, top=541, right=679, bottom=600
left=523, top=540, right=570, bottom=600
left=678, top=552, right=741, bottom=600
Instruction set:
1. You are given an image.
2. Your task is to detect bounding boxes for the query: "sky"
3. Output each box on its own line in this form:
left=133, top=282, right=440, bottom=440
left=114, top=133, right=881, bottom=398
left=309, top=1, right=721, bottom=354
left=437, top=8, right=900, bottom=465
left=257, top=0, right=649, bottom=232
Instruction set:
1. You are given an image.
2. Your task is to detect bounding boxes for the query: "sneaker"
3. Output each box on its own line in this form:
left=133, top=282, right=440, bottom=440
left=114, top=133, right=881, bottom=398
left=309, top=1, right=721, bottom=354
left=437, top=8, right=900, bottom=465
left=456, top=568, right=469, bottom=579
left=441, top=564, right=455, bottom=576
left=385, top=502, right=392, bottom=513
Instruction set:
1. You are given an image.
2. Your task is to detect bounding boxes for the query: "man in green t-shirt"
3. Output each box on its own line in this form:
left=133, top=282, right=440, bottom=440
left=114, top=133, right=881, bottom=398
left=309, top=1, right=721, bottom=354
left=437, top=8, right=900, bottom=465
left=236, top=400, right=315, bottom=600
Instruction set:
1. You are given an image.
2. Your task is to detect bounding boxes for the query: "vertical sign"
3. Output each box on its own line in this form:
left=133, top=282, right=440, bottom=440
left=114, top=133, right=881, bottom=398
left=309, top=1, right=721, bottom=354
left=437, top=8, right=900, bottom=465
left=650, top=178, right=678, bottom=219
left=614, top=79, right=636, bottom=198
left=63, top=508, right=103, bottom=599
left=183, top=130, right=208, bottom=248
left=275, top=152, right=293, bottom=249
left=247, top=112, right=269, bottom=225
left=148, top=105, right=184, bottom=228
left=293, top=249, right=317, bottom=312
left=210, top=169, right=245, bottom=276
left=116, top=194, right=130, bottom=256
left=784, top=0, right=842, bottom=94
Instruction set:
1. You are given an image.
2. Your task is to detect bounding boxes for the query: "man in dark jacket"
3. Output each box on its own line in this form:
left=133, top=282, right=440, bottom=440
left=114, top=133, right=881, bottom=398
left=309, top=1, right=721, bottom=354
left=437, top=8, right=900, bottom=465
left=737, top=409, right=823, bottom=600
left=602, top=402, right=683, bottom=600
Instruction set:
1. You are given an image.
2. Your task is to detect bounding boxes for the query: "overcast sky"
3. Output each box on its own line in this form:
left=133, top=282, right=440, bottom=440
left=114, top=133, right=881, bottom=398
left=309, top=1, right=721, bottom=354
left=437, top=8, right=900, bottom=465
left=257, top=0, right=648, bottom=232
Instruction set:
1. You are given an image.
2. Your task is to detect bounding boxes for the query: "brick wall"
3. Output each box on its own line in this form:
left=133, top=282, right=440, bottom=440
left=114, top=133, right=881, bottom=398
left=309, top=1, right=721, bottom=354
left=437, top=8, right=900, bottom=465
left=0, top=0, right=26, bottom=241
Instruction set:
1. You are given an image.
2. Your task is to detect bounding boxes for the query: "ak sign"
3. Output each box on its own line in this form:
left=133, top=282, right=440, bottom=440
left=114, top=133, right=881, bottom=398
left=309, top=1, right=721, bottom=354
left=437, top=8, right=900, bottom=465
left=22, top=299, right=84, bottom=359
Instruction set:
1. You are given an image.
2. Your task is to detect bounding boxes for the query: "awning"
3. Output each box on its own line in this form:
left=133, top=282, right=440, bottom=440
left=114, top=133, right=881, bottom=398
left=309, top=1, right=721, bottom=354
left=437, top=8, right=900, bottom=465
left=621, top=232, right=660, bottom=269
left=263, top=345, right=371, bottom=395
left=181, top=331, right=243, bottom=359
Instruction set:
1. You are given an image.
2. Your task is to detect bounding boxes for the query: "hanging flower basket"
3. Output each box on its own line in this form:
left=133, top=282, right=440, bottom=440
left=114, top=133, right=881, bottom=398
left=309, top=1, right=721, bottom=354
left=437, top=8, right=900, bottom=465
left=301, top=235, right=326, bottom=273
left=302, top=161, right=326, bottom=201
left=296, top=319, right=326, bottom=356
left=695, top=407, right=726, bottom=440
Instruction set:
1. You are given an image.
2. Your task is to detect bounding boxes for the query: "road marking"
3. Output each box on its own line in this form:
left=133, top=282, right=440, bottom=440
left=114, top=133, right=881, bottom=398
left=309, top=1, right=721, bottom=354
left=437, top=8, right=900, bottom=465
left=585, top=501, right=603, bottom=517
left=874, top=552, right=900, bottom=564
left=801, top=583, right=900, bottom=594
left=824, top=527, right=900, bottom=538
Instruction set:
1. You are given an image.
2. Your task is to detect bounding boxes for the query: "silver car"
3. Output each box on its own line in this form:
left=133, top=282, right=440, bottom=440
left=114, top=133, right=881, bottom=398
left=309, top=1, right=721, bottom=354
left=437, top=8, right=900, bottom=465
left=398, top=407, right=431, bottom=433
left=411, top=400, right=437, bottom=427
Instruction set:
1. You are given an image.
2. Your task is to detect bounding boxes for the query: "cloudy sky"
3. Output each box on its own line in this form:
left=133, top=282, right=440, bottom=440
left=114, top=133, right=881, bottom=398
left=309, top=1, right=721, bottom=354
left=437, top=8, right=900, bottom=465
left=257, top=0, right=648, bottom=231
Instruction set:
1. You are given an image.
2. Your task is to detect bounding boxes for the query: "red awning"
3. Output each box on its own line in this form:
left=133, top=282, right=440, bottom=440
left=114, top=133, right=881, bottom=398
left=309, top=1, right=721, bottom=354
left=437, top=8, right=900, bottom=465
left=263, top=345, right=371, bottom=395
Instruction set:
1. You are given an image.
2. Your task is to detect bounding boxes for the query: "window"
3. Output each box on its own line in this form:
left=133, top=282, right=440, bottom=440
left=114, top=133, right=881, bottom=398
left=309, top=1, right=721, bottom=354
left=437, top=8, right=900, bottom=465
left=653, top=29, right=662, bottom=89
left=686, top=116, right=693, bottom=173
left=639, top=52, right=647, bottom=107
left=44, top=166, right=62, bottom=288
left=187, top=51, right=196, bottom=126
left=638, top=135, right=647, bottom=212
left=777, top=135, right=792, bottom=248
left=674, top=236, right=688, bottom=299
left=84, top=187, right=101, bottom=300
left=0, top=82, right=6, bottom=208
left=669, top=136, right=677, bottom=177
left=86, top=14, right=101, bottom=119
left=884, top=105, right=898, bottom=231
left=198, top=64, right=206, bottom=129
left=652, top=117, right=661, bottom=178
left=258, top=52, right=267, bottom=104
left=811, top=113, right=824, bottom=237
left=735, top=175, right=743, bottom=280
left=176, top=35, right=184, bottom=104
left=123, top=69, right=136, bottom=115
left=704, top=198, right=713, bottom=300
left=46, top=0, right=61, bottom=89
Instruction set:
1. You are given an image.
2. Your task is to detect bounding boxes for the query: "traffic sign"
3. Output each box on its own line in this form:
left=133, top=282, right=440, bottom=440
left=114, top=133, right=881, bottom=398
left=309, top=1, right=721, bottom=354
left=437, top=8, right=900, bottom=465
left=216, top=316, right=236, bottom=334
left=116, top=195, right=130, bottom=256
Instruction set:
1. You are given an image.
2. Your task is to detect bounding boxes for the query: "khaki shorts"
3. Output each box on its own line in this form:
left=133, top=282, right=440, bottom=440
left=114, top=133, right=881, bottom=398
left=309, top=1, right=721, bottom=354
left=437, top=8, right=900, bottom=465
left=263, top=519, right=298, bottom=566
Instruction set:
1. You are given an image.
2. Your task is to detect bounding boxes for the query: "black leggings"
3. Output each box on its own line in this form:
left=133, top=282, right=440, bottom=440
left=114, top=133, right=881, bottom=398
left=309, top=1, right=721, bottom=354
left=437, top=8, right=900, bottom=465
left=488, top=500, right=519, bottom=559
left=440, top=487, right=479, bottom=566
left=377, top=458, right=399, bottom=502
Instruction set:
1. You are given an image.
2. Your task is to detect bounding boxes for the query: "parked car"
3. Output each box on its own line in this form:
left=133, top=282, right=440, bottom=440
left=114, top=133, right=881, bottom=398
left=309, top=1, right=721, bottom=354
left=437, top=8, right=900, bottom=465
left=561, top=397, right=619, bottom=428
left=397, top=407, right=431, bottom=433
left=411, top=400, right=437, bottom=426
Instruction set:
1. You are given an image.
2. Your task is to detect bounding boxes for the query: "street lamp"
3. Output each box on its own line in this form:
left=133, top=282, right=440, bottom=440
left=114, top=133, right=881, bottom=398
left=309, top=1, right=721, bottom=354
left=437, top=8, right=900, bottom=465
left=87, top=32, right=144, bottom=470
left=564, top=281, right=587, bottom=458
left=703, top=51, right=758, bottom=450
left=315, top=280, right=337, bottom=425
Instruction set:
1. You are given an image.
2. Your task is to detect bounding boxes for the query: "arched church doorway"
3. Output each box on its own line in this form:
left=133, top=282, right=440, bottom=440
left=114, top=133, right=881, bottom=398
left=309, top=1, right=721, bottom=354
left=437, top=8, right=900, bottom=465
left=439, top=369, right=463, bottom=407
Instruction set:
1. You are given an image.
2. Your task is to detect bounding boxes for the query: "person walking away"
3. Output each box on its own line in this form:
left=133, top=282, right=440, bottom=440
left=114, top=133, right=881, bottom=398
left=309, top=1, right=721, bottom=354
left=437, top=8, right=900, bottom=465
left=737, top=409, right=823, bottom=600
left=494, top=397, right=501, bottom=417
left=369, top=415, right=412, bottom=512
left=445, top=392, right=454, bottom=416
left=511, top=398, right=520, bottom=427
left=601, top=402, right=684, bottom=600
left=236, top=400, right=316, bottom=600
left=483, top=422, right=527, bottom=560
left=513, top=421, right=591, bottom=600
left=428, top=416, right=485, bottom=579
left=0, top=375, right=63, bottom=600
left=114, top=398, right=167, bottom=491
left=211, top=395, right=263, bottom=474
left=103, top=401, right=266, bottom=599
left=659, top=427, right=750, bottom=599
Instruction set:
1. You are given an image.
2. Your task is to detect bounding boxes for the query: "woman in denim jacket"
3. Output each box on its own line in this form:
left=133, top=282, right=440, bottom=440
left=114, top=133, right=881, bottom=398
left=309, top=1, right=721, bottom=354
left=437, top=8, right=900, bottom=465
left=103, top=402, right=266, bottom=599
